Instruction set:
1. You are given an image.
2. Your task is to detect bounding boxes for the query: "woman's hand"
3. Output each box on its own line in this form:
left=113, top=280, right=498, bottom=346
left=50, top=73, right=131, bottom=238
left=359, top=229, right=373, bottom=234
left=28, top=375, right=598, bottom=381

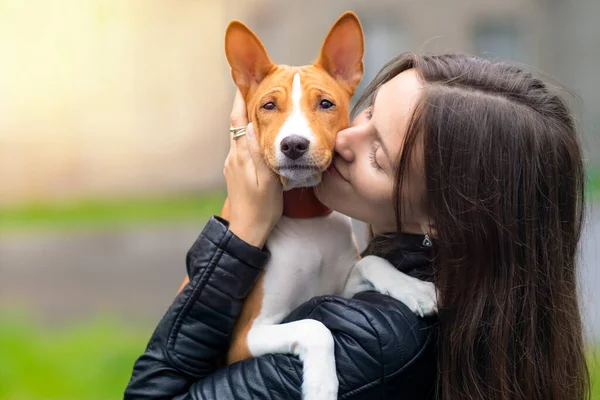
left=224, top=90, right=283, bottom=248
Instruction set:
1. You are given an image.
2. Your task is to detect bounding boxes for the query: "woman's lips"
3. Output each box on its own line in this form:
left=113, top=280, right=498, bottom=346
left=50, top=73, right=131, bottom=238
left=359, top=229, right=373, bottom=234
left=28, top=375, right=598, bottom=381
left=327, top=162, right=349, bottom=183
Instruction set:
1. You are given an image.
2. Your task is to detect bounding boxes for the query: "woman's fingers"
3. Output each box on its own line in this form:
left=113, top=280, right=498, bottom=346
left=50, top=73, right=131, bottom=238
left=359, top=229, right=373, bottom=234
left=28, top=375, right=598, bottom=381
left=229, top=89, right=248, bottom=142
left=223, top=91, right=283, bottom=246
left=245, top=123, right=276, bottom=181
left=226, top=91, right=277, bottom=187
left=244, top=123, right=261, bottom=165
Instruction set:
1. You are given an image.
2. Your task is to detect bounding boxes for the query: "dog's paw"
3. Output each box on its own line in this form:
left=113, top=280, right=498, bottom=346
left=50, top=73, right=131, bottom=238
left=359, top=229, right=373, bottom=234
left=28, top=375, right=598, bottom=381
left=357, top=255, right=438, bottom=317
left=302, top=355, right=338, bottom=400
left=300, top=323, right=338, bottom=400
left=380, top=274, right=438, bottom=317
left=302, top=372, right=338, bottom=400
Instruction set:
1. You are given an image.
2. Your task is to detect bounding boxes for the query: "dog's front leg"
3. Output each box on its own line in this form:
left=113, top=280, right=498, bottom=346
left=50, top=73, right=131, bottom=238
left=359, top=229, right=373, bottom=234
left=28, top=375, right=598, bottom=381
left=247, top=320, right=338, bottom=400
left=342, top=255, right=438, bottom=317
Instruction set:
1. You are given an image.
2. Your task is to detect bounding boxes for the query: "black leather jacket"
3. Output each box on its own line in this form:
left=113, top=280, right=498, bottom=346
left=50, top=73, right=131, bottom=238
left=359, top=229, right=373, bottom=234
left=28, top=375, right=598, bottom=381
left=124, top=216, right=437, bottom=399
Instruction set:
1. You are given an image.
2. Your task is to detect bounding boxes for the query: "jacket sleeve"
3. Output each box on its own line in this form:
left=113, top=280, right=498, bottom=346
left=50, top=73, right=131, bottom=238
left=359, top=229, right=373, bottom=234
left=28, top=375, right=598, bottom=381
left=177, top=293, right=437, bottom=400
left=124, top=216, right=270, bottom=399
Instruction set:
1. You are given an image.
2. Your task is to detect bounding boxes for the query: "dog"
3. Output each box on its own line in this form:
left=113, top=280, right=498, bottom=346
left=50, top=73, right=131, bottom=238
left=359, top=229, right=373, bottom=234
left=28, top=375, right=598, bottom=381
left=180, top=11, right=437, bottom=400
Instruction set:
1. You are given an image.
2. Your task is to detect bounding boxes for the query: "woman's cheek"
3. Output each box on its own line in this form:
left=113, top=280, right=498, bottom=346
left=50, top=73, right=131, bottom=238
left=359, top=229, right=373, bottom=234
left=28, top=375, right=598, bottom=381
left=370, top=177, right=395, bottom=207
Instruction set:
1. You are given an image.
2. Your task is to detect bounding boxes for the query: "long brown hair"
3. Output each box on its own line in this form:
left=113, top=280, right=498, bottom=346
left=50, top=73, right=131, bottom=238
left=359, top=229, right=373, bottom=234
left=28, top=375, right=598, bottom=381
left=354, top=53, right=589, bottom=399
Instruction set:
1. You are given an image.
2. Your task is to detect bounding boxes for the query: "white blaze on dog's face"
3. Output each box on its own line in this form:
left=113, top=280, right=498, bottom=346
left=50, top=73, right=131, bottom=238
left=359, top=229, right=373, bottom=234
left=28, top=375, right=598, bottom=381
left=225, top=12, right=364, bottom=189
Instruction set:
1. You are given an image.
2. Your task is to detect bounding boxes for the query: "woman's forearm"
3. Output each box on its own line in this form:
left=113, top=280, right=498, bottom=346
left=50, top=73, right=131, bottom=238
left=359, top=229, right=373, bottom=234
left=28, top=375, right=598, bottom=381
left=124, top=216, right=269, bottom=399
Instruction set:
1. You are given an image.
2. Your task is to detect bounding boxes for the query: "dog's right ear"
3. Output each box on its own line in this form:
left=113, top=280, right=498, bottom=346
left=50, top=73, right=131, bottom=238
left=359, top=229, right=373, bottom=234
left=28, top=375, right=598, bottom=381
left=225, top=21, right=274, bottom=98
left=315, top=11, right=364, bottom=95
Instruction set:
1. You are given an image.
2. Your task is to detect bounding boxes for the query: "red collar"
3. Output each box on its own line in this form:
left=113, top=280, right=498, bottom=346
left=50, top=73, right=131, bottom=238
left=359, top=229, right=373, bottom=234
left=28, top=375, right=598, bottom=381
left=282, top=188, right=332, bottom=219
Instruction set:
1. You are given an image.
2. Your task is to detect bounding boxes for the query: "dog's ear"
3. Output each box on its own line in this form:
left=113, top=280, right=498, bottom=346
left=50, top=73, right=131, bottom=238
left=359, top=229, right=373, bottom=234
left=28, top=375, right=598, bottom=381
left=225, top=21, right=274, bottom=98
left=315, top=11, right=364, bottom=95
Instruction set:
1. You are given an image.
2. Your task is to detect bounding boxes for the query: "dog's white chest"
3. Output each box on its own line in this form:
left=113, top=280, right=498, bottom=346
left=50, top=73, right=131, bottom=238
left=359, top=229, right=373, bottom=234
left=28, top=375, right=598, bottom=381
left=255, top=211, right=358, bottom=325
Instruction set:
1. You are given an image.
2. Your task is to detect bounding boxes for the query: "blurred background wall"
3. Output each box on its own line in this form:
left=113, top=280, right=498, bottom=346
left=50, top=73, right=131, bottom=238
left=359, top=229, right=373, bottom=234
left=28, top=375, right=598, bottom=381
left=0, top=1, right=599, bottom=398
left=0, top=0, right=232, bottom=206
left=1, top=0, right=599, bottom=205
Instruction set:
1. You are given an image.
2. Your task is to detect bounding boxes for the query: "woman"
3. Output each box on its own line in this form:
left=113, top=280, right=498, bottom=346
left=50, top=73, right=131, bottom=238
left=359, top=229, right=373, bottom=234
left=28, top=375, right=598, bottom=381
left=124, top=53, right=590, bottom=399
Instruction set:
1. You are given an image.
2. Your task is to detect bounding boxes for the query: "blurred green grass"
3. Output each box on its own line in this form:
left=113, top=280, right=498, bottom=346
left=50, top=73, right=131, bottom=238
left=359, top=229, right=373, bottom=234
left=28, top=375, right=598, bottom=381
left=0, top=313, right=153, bottom=400
left=591, top=349, right=600, bottom=399
left=0, top=191, right=226, bottom=233
left=0, top=313, right=597, bottom=400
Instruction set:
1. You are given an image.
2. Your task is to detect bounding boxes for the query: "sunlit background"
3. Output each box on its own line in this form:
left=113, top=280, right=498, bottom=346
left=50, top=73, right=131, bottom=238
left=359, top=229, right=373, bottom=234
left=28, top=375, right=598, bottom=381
left=1, top=0, right=599, bottom=398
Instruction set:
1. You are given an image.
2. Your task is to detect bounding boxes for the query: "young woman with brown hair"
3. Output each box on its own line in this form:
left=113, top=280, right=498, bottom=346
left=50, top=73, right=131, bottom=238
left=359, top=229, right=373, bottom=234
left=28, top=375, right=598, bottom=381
left=126, top=53, right=589, bottom=399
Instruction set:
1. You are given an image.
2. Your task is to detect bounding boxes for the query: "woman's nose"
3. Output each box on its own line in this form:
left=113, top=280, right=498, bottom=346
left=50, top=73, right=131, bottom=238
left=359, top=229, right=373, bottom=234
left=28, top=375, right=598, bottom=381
left=335, top=127, right=356, bottom=162
left=336, top=120, right=371, bottom=162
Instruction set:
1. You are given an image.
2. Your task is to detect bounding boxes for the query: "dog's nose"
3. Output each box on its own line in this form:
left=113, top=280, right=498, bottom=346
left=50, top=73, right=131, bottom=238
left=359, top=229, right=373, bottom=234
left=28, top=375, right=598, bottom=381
left=280, top=135, right=310, bottom=160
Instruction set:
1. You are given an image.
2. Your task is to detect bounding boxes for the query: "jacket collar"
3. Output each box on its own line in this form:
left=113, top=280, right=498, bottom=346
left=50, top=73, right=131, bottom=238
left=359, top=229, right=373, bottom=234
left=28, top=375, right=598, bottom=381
left=362, top=233, right=434, bottom=282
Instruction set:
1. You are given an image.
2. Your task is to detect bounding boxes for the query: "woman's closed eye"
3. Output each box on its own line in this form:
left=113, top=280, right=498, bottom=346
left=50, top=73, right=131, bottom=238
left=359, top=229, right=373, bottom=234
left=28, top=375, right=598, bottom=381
left=369, top=142, right=382, bottom=170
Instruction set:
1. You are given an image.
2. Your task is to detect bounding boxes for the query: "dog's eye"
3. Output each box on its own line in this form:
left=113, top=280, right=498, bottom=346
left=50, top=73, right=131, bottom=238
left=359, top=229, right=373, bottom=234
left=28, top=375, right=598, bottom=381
left=319, top=99, right=335, bottom=110
left=262, top=102, right=276, bottom=111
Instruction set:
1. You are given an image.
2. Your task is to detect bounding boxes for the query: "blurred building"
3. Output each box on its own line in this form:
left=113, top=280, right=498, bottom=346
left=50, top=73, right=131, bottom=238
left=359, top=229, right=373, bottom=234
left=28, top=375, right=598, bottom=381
left=1, top=0, right=598, bottom=205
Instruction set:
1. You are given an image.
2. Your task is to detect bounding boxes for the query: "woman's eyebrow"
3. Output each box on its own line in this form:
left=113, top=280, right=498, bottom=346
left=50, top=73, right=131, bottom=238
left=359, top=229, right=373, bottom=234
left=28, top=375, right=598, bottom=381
left=371, top=89, right=391, bottom=160
left=376, top=129, right=391, bottom=161
left=370, top=87, right=382, bottom=116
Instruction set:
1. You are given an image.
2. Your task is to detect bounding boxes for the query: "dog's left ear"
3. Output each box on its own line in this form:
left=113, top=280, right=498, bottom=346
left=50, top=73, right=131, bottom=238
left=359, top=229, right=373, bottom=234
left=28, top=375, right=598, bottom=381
left=225, top=21, right=275, bottom=98
left=315, top=11, right=364, bottom=95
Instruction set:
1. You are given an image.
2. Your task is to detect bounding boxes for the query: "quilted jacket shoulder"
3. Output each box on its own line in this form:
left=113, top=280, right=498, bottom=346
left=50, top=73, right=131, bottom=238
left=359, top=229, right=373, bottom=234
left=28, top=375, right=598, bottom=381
left=124, top=216, right=437, bottom=400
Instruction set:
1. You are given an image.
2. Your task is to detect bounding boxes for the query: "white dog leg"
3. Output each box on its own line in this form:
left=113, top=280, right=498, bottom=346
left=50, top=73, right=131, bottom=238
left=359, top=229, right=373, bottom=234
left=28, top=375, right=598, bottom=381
left=342, top=255, right=438, bottom=317
left=247, top=319, right=338, bottom=400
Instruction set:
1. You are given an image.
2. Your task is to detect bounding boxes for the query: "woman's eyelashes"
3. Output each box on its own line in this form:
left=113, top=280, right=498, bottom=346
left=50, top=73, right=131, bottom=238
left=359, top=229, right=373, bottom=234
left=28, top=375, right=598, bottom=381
left=369, top=142, right=382, bottom=170
left=364, top=107, right=382, bottom=170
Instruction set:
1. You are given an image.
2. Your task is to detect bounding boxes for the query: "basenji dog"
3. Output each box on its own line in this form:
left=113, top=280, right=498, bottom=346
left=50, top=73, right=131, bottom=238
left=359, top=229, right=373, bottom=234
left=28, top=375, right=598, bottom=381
left=179, top=11, right=437, bottom=400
